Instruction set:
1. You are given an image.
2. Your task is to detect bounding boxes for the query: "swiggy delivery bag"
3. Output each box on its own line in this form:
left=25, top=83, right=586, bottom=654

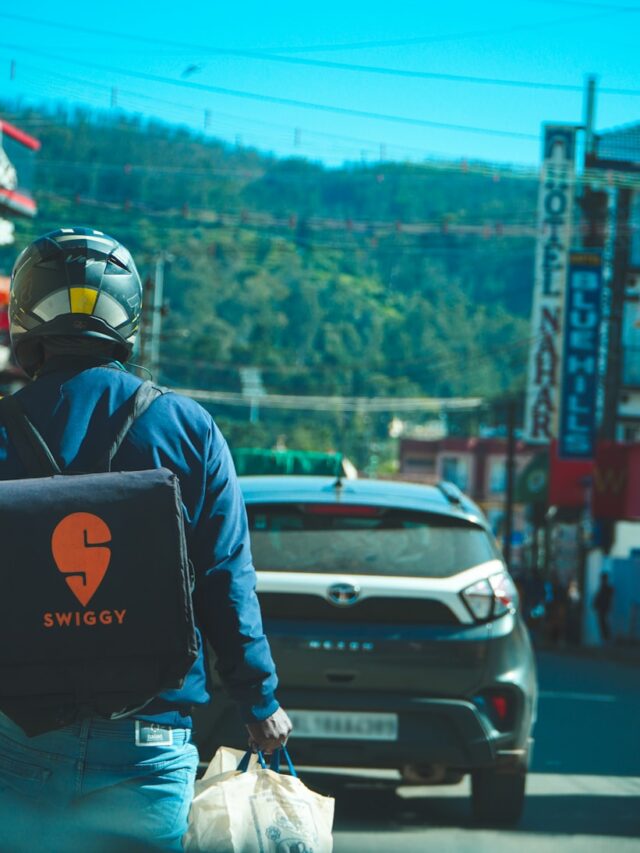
left=0, top=381, right=198, bottom=735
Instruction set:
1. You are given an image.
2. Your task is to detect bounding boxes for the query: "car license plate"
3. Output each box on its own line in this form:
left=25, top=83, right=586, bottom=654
left=288, top=710, right=398, bottom=741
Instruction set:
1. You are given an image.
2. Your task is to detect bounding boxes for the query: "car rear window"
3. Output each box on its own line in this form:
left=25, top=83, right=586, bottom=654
left=246, top=503, right=499, bottom=577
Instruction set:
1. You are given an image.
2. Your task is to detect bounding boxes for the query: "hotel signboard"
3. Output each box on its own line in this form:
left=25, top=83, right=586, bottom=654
left=558, top=251, right=603, bottom=459
left=524, top=125, right=577, bottom=443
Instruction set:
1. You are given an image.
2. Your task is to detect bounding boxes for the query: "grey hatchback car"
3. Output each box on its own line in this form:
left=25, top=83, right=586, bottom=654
left=193, top=475, right=537, bottom=826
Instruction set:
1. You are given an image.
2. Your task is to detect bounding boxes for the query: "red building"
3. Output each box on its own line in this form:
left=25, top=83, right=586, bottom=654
left=398, top=436, right=539, bottom=565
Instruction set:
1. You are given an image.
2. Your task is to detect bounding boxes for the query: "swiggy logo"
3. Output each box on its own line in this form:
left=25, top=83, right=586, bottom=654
left=51, top=512, right=111, bottom=605
left=44, top=512, right=127, bottom=629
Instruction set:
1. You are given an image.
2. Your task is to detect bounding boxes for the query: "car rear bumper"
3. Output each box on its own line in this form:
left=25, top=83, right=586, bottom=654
left=192, top=614, right=537, bottom=773
left=283, top=690, right=532, bottom=769
left=194, top=687, right=529, bottom=772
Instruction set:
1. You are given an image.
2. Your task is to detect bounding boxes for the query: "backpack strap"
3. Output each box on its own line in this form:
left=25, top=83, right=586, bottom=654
left=0, top=381, right=166, bottom=476
left=0, top=394, right=62, bottom=476
left=97, top=381, right=166, bottom=472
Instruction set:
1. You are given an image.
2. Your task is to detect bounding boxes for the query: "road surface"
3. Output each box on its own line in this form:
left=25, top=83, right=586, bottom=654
left=303, top=648, right=640, bottom=852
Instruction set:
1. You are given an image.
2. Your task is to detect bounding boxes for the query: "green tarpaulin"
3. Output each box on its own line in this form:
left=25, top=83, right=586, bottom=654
left=232, top=448, right=343, bottom=477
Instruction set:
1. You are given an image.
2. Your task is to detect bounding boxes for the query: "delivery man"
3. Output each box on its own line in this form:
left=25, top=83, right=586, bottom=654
left=0, top=226, right=291, bottom=852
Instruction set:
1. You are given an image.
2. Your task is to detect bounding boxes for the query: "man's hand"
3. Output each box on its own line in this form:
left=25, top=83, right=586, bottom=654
left=246, top=707, right=293, bottom=754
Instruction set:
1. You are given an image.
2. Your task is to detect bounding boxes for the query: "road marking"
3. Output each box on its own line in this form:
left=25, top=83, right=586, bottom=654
left=526, top=774, right=640, bottom=796
left=539, top=690, right=617, bottom=703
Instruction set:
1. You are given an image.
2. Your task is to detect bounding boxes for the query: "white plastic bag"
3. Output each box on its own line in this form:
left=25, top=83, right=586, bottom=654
left=184, top=746, right=334, bottom=853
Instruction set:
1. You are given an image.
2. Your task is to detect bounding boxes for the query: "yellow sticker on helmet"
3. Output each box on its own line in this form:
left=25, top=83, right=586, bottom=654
left=69, top=287, right=99, bottom=315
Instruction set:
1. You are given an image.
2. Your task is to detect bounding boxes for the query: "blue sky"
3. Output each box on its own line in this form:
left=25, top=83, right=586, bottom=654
left=1, top=0, right=639, bottom=167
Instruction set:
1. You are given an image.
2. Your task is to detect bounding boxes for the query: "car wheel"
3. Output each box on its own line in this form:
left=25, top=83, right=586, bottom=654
left=471, top=767, right=526, bottom=826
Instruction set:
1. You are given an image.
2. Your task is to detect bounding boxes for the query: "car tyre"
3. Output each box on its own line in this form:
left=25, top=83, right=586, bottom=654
left=471, top=767, right=526, bottom=826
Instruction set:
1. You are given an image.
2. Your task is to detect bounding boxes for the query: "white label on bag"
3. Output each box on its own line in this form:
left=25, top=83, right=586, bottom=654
left=287, top=710, right=398, bottom=741
left=135, top=721, right=174, bottom=746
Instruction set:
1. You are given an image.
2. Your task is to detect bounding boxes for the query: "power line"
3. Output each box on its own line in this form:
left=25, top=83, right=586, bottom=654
left=160, top=339, right=535, bottom=407
left=1, top=66, right=441, bottom=162
left=37, top=188, right=635, bottom=239
left=159, top=332, right=538, bottom=380
left=0, top=42, right=540, bottom=141
left=32, top=156, right=539, bottom=185
left=169, top=387, right=485, bottom=413
left=8, top=68, right=640, bottom=184
left=162, top=329, right=530, bottom=405
left=158, top=55, right=597, bottom=96
left=3, top=12, right=640, bottom=96
left=26, top=138, right=640, bottom=189
left=3, top=67, right=541, bottom=169
left=260, top=8, right=631, bottom=52
left=0, top=8, right=626, bottom=57
left=36, top=190, right=542, bottom=237
left=525, top=0, right=640, bottom=10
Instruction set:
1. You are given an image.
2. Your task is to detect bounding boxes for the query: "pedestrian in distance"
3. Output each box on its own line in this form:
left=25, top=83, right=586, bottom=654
left=545, top=571, right=569, bottom=647
left=0, top=227, right=292, bottom=852
left=522, top=567, right=546, bottom=646
left=593, top=571, right=614, bottom=645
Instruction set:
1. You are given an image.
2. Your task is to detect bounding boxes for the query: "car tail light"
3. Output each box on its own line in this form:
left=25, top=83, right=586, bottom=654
left=473, top=689, right=516, bottom=731
left=461, top=572, right=518, bottom=622
left=489, top=572, right=519, bottom=615
left=489, top=693, right=509, bottom=722
left=461, top=578, right=494, bottom=620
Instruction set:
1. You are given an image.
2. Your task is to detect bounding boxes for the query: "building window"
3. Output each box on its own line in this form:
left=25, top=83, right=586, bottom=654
left=404, top=456, right=436, bottom=472
left=441, top=456, right=469, bottom=491
left=489, top=458, right=507, bottom=495
left=622, top=347, right=640, bottom=387
left=623, top=425, right=640, bottom=442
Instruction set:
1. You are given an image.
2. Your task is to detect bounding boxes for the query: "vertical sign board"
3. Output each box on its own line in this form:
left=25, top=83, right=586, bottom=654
left=593, top=443, right=640, bottom=520
left=630, top=190, right=640, bottom=269
left=524, top=125, right=577, bottom=444
left=0, top=120, right=40, bottom=218
left=558, top=252, right=603, bottom=459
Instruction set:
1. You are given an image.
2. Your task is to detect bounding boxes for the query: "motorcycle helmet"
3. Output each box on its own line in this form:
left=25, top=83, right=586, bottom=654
left=9, top=226, right=142, bottom=376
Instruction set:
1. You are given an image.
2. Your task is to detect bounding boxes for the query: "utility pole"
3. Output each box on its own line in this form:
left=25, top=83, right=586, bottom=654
left=503, top=397, right=517, bottom=570
left=601, top=188, right=632, bottom=440
left=149, top=252, right=173, bottom=381
left=583, top=75, right=597, bottom=158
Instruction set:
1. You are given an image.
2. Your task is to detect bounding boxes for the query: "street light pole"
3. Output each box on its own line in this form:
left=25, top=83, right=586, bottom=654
left=503, top=397, right=517, bottom=570
left=149, top=252, right=173, bottom=381
left=583, top=75, right=597, bottom=158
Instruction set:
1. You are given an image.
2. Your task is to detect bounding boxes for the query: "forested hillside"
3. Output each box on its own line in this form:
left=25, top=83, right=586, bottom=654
left=0, top=105, right=538, bottom=465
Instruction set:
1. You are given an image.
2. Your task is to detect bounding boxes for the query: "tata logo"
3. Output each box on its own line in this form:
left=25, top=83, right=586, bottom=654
left=327, top=583, right=360, bottom=606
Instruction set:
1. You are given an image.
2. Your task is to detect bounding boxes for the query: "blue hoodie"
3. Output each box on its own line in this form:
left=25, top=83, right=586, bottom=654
left=0, top=356, right=279, bottom=728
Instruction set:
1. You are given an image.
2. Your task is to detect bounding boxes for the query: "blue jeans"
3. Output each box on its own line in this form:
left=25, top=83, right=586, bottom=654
left=0, top=713, right=199, bottom=852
